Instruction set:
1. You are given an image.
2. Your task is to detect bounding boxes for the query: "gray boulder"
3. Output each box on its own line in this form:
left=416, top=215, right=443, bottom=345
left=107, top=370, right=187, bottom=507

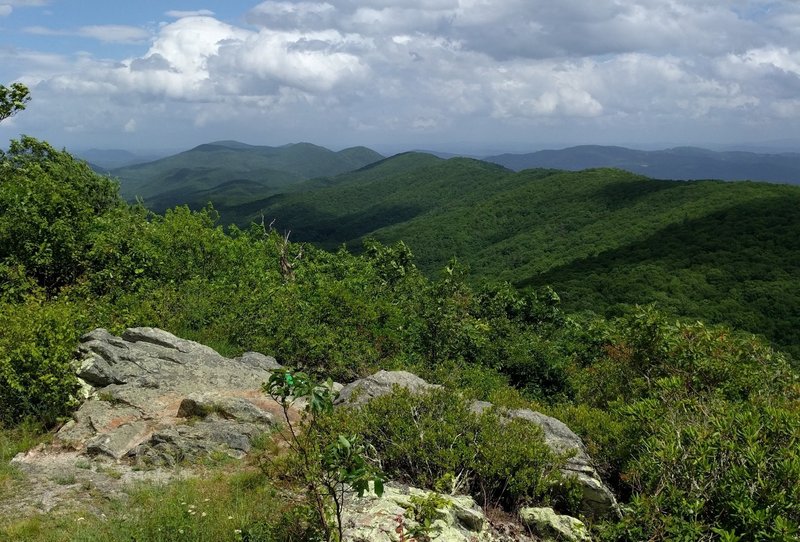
left=471, top=402, right=619, bottom=518
left=334, top=370, right=441, bottom=407
left=519, top=507, right=591, bottom=542
left=55, top=327, right=284, bottom=463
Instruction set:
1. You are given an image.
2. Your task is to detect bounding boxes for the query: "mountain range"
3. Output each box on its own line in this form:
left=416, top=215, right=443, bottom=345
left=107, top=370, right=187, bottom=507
left=109, top=140, right=383, bottom=214
left=485, top=145, right=800, bottom=184
left=236, top=152, right=800, bottom=358
left=100, top=140, right=800, bottom=356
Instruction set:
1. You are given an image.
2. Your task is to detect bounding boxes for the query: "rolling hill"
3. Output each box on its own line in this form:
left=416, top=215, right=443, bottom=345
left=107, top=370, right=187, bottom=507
left=240, top=153, right=800, bottom=357
left=111, top=141, right=384, bottom=214
left=485, top=145, right=800, bottom=184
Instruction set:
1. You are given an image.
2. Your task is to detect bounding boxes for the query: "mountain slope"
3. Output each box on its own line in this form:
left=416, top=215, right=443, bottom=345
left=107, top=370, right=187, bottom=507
left=246, top=153, right=800, bottom=356
left=111, top=141, right=383, bottom=213
left=236, top=152, right=514, bottom=244
left=485, top=145, right=800, bottom=184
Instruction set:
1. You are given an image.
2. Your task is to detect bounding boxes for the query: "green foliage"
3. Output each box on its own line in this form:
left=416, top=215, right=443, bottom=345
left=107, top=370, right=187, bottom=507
left=0, top=137, right=120, bottom=292
left=606, top=398, right=800, bottom=541
left=337, top=387, right=569, bottom=511
left=0, top=295, right=86, bottom=426
left=402, top=492, right=450, bottom=541
left=567, top=307, right=800, bottom=541
left=237, top=153, right=800, bottom=359
left=0, top=82, right=29, bottom=122
left=264, top=369, right=384, bottom=542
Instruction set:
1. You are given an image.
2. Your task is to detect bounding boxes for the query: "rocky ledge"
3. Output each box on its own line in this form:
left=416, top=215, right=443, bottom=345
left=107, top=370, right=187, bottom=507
left=10, top=328, right=615, bottom=540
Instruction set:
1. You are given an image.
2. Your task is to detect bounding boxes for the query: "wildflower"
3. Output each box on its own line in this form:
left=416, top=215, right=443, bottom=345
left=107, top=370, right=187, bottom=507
left=228, top=516, right=234, bottom=520
left=201, top=512, right=207, bottom=517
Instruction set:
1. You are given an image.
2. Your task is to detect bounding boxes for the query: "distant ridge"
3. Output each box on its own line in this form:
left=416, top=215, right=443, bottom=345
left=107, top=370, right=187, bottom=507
left=111, top=140, right=384, bottom=214
left=485, top=145, right=800, bottom=184
left=72, top=148, right=165, bottom=170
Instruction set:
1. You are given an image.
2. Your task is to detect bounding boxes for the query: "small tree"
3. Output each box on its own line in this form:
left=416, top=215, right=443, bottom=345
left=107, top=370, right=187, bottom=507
left=0, top=83, right=30, bottom=123
left=264, top=368, right=385, bottom=541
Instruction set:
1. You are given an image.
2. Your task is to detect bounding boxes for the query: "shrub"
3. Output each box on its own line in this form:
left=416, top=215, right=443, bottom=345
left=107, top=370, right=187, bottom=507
left=0, top=137, right=119, bottom=293
left=336, top=387, right=570, bottom=512
left=0, top=294, right=86, bottom=426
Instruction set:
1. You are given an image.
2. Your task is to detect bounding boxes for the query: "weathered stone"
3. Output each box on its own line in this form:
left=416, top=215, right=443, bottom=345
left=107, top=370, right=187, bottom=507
left=76, top=353, right=124, bottom=387
left=509, top=409, right=618, bottom=518
left=519, top=507, right=591, bottom=542
left=471, top=400, right=619, bottom=519
left=49, top=328, right=282, bottom=464
left=235, top=351, right=282, bottom=372
left=177, top=393, right=274, bottom=425
left=86, top=421, right=152, bottom=460
left=334, top=370, right=441, bottom=407
left=342, top=484, right=494, bottom=542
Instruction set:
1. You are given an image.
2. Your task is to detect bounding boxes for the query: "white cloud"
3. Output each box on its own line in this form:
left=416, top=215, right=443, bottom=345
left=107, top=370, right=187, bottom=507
left=23, top=24, right=150, bottom=43
left=5, top=0, right=800, bottom=149
left=124, top=118, right=137, bottom=132
left=165, top=9, right=215, bottom=18
left=0, top=5, right=12, bottom=17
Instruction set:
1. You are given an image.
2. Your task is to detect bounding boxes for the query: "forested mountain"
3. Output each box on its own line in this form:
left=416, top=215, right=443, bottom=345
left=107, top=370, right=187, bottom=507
left=485, top=145, right=800, bottom=184
left=249, top=154, right=800, bottom=357
left=72, top=148, right=164, bottom=170
left=111, top=140, right=383, bottom=213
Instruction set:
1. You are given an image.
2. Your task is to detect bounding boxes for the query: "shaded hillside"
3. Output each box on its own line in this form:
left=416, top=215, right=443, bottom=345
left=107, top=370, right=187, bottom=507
left=247, top=154, right=800, bottom=356
left=112, top=140, right=383, bottom=214
left=237, top=152, right=514, bottom=242
left=485, top=145, right=800, bottom=184
left=525, top=194, right=800, bottom=357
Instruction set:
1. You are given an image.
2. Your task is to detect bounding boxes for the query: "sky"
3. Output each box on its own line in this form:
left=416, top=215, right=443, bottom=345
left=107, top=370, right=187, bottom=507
left=1, top=0, right=799, bottom=155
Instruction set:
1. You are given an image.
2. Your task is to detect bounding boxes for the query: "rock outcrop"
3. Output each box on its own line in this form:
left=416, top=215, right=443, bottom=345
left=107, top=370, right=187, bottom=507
left=519, top=507, right=591, bottom=542
left=9, top=328, right=290, bottom=516
left=341, top=371, right=618, bottom=519
left=334, top=369, right=441, bottom=407
left=55, top=327, right=284, bottom=464
left=9, top=329, right=615, bottom=534
left=342, top=483, right=527, bottom=542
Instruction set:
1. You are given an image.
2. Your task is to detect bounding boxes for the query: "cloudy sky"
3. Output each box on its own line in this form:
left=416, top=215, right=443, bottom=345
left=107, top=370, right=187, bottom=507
left=1, top=0, right=799, bottom=154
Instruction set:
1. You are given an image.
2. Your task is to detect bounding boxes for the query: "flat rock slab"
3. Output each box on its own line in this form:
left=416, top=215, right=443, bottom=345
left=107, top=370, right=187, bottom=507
left=11, top=327, right=289, bottom=515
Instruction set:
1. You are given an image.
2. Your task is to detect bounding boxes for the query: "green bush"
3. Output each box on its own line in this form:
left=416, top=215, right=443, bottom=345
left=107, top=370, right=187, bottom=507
left=0, top=295, right=86, bottom=426
left=601, top=394, right=800, bottom=541
left=336, top=387, right=570, bottom=511
left=0, top=137, right=119, bottom=292
left=564, top=306, right=800, bottom=540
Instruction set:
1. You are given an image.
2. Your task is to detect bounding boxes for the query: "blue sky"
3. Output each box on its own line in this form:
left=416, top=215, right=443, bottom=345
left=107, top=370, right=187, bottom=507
left=1, top=1, right=800, bottom=154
